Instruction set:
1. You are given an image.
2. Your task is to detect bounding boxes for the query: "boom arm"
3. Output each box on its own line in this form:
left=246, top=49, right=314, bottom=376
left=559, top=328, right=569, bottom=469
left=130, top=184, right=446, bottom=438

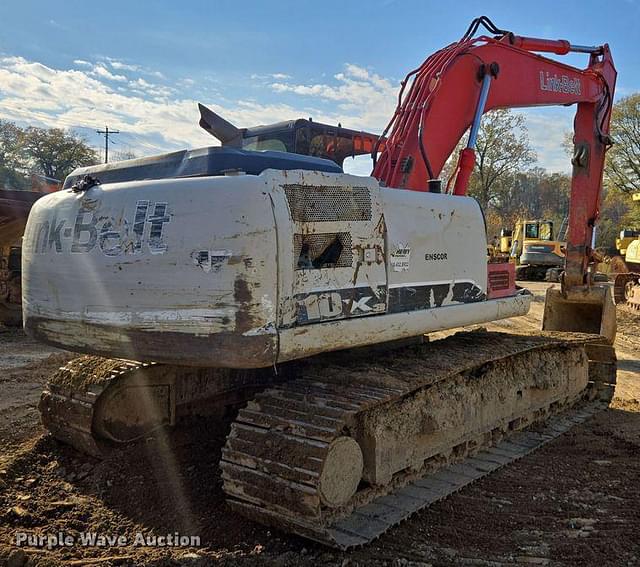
left=372, top=19, right=616, bottom=290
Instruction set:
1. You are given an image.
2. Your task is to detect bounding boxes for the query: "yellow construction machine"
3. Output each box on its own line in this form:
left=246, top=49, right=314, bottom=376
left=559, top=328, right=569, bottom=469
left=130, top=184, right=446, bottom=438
left=499, top=219, right=565, bottom=281
left=614, top=192, right=640, bottom=309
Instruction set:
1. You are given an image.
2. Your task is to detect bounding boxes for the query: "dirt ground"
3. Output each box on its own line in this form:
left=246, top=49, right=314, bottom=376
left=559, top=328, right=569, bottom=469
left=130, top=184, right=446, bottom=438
left=0, top=282, right=639, bottom=567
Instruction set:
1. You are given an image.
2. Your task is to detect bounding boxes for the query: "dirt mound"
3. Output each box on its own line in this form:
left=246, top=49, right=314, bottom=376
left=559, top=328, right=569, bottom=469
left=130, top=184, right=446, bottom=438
left=2, top=403, right=640, bottom=566
left=616, top=308, right=640, bottom=351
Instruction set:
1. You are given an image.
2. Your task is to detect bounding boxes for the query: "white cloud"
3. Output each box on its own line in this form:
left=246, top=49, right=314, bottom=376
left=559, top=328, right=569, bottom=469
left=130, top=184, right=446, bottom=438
left=251, top=72, right=292, bottom=81
left=128, top=77, right=175, bottom=99
left=91, top=65, right=127, bottom=82
left=0, top=55, right=319, bottom=156
left=108, top=59, right=140, bottom=72
left=105, top=57, right=165, bottom=79
left=269, top=63, right=397, bottom=133
left=513, top=109, right=573, bottom=173
left=0, top=55, right=570, bottom=174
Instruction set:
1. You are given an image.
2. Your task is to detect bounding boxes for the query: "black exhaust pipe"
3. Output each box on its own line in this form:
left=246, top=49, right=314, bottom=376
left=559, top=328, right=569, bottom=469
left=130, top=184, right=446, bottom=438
left=198, top=103, right=243, bottom=147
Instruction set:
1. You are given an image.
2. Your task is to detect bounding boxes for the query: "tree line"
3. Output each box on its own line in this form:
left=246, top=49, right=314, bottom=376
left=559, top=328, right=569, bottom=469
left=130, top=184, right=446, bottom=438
left=0, top=122, right=98, bottom=189
left=1, top=92, right=639, bottom=250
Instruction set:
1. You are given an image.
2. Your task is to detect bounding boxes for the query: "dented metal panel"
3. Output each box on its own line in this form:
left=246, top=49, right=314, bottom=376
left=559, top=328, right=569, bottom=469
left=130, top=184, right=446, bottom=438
left=269, top=170, right=386, bottom=330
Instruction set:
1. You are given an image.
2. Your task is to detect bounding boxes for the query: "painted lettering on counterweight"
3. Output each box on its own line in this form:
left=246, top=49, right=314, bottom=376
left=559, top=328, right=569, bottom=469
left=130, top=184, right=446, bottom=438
left=30, top=199, right=171, bottom=256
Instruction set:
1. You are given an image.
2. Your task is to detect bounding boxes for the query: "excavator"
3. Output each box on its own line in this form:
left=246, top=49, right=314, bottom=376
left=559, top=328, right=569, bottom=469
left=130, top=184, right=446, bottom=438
left=23, top=17, right=617, bottom=547
left=614, top=191, right=640, bottom=310
left=499, top=219, right=565, bottom=280
left=0, top=114, right=378, bottom=328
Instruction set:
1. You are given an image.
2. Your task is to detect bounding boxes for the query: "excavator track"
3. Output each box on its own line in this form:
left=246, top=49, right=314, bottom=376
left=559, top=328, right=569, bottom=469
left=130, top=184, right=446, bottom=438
left=39, top=330, right=616, bottom=548
left=39, top=356, right=288, bottom=457
left=221, top=331, right=616, bottom=548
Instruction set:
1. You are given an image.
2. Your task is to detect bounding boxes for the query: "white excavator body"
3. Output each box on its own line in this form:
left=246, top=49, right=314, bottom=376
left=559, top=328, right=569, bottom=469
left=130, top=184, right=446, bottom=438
left=22, top=165, right=529, bottom=367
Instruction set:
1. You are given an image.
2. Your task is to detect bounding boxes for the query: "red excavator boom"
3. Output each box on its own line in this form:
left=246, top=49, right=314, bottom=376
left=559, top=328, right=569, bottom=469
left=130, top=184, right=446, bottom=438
left=372, top=17, right=616, bottom=295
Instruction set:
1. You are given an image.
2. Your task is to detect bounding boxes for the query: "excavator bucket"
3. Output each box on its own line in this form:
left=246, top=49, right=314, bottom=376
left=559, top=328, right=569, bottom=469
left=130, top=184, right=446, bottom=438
left=542, top=285, right=617, bottom=344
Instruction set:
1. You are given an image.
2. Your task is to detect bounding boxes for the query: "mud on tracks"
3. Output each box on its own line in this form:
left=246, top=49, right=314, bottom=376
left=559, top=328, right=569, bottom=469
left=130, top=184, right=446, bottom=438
left=1, top=389, right=639, bottom=566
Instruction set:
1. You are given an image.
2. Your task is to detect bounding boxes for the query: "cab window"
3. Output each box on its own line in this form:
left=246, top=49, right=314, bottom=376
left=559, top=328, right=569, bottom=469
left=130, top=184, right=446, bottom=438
left=524, top=223, right=539, bottom=239
left=309, top=134, right=355, bottom=165
left=242, top=136, right=288, bottom=152
left=539, top=223, right=553, bottom=241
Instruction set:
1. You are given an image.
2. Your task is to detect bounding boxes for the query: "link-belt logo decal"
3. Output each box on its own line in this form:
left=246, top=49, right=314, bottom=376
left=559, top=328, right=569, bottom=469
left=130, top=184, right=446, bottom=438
left=539, top=71, right=581, bottom=95
left=28, top=200, right=171, bottom=256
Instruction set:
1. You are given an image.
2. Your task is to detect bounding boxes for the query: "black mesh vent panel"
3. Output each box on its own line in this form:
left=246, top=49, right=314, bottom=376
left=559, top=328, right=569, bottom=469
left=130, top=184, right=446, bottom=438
left=284, top=185, right=372, bottom=222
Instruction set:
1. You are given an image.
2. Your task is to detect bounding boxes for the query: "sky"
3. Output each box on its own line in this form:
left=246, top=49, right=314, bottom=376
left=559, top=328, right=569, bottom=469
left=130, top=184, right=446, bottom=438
left=0, top=0, right=638, bottom=177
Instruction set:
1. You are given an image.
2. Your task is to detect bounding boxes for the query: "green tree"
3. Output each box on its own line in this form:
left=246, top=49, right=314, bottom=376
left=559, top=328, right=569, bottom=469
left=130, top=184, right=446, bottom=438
left=621, top=193, right=640, bottom=228
left=0, top=121, right=26, bottom=170
left=606, top=93, right=640, bottom=194
left=23, top=127, right=98, bottom=181
left=0, top=121, right=28, bottom=189
left=596, top=189, right=632, bottom=250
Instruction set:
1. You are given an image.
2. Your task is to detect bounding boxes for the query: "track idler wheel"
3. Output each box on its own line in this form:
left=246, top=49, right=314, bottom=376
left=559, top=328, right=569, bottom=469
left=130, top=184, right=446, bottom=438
left=614, top=273, right=640, bottom=307
left=318, top=437, right=363, bottom=507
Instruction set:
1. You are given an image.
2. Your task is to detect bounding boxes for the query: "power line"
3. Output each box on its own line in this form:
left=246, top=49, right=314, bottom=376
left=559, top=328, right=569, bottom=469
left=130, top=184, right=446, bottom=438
left=96, top=126, right=120, bottom=163
left=1, top=107, right=175, bottom=156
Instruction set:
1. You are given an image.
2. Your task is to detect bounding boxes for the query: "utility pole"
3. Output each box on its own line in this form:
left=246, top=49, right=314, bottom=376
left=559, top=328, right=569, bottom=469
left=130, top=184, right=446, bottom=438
left=96, top=126, right=120, bottom=163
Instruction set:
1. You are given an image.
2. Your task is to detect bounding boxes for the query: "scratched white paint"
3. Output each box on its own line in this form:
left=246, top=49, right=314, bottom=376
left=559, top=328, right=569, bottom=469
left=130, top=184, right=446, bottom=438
left=278, top=292, right=532, bottom=362
left=22, top=167, right=526, bottom=367
left=22, top=174, right=278, bottom=351
left=242, top=323, right=277, bottom=337
left=85, top=308, right=237, bottom=325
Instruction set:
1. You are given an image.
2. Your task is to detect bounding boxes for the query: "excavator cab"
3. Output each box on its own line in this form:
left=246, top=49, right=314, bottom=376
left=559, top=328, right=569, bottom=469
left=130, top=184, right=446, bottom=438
left=523, top=220, right=553, bottom=241
left=198, top=103, right=380, bottom=167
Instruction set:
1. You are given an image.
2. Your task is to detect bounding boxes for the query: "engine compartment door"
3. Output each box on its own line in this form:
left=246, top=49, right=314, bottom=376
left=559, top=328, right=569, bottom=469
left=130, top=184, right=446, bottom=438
left=268, top=170, right=387, bottom=329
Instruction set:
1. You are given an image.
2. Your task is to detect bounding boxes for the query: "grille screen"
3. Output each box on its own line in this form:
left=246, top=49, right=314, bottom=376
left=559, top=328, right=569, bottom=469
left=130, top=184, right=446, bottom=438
left=294, top=232, right=353, bottom=270
left=284, top=185, right=371, bottom=222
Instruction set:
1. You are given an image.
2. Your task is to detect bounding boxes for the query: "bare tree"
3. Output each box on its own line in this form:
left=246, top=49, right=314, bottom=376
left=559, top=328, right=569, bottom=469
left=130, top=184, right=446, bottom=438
left=606, top=93, right=640, bottom=194
left=469, top=109, right=536, bottom=210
